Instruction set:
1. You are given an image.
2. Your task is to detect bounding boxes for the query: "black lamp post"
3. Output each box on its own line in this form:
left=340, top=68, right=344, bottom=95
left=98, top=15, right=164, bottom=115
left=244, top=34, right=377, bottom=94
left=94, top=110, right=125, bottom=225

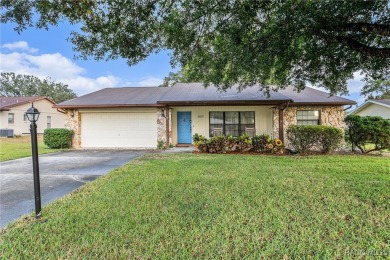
left=26, top=103, right=42, bottom=219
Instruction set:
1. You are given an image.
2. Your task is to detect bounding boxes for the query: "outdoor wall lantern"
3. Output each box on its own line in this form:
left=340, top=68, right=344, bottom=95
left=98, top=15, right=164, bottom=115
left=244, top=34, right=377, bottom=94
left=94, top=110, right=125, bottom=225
left=26, top=103, right=42, bottom=219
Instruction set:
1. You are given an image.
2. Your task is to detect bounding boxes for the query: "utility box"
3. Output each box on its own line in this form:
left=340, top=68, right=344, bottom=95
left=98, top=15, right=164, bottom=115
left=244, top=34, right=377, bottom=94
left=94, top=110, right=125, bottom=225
left=0, top=129, right=14, bottom=138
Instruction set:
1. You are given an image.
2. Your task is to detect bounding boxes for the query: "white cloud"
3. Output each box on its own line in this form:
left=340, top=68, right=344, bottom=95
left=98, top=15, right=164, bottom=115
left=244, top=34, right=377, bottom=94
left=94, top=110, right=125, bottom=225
left=138, top=76, right=163, bottom=87
left=0, top=49, right=119, bottom=96
left=1, top=41, right=38, bottom=53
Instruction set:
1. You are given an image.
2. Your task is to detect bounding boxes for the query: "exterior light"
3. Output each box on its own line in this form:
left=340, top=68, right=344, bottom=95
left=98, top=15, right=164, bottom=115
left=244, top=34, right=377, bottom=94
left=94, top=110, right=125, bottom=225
left=27, top=103, right=42, bottom=219
left=26, top=103, right=40, bottom=122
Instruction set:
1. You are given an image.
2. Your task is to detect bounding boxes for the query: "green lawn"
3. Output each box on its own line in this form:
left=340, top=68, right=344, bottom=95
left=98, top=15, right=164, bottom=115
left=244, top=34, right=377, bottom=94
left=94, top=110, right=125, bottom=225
left=0, top=136, right=64, bottom=162
left=1, top=154, right=389, bottom=258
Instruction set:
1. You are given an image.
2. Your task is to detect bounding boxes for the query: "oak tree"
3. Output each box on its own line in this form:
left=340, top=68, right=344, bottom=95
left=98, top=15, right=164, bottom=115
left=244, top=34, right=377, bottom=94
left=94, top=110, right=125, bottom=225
left=2, top=0, right=389, bottom=94
left=0, top=72, right=77, bottom=103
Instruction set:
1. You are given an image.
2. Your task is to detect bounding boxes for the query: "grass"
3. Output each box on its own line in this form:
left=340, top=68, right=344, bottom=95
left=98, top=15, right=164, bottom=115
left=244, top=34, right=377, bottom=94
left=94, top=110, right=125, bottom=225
left=0, top=135, right=64, bottom=162
left=1, top=153, right=389, bottom=258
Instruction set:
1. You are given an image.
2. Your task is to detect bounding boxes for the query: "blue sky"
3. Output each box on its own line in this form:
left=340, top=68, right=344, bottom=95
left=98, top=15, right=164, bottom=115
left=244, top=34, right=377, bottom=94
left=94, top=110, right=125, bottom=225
left=1, top=20, right=365, bottom=106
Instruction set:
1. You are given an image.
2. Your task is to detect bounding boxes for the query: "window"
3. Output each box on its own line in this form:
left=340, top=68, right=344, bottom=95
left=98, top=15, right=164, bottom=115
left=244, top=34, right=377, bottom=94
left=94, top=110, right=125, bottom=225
left=47, top=116, right=51, bottom=129
left=209, top=111, right=255, bottom=137
left=8, top=113, right=14, bottom=124
left=297, top=110, right=320, bottom=125
left=24, top=113, right=28, bottom=122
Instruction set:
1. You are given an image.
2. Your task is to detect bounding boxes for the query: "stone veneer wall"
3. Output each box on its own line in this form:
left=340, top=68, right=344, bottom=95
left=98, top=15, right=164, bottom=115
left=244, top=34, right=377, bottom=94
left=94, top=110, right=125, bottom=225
left=156, top=108, right=172, bottom=146
left=64, top=109, right=81, bottom=148
left=273, top=106, right=346, bottom=147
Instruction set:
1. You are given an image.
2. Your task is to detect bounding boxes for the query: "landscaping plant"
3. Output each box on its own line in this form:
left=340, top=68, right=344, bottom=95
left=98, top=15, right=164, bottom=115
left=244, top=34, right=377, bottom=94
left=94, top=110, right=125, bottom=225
left=287, top=125, right=343, bottom=154
left=43, top=128, right=74, bottom=149
left=193, top=134, right=285, bottom=154
left=345, top=115, right=390, bottom=153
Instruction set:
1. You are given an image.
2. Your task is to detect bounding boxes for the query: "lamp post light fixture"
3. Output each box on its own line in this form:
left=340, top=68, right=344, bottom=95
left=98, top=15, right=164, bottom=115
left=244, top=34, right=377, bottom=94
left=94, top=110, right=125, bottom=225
left=26, top=103, right=42, bottom=219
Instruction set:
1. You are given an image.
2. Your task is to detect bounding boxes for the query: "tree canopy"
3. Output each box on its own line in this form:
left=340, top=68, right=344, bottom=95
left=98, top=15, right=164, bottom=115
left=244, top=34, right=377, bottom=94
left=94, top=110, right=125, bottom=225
left=362, top=75, right=390, bottom=100
left=0, top=72, right=77, bottom=103
left=2, top=0, right=389, bottom=95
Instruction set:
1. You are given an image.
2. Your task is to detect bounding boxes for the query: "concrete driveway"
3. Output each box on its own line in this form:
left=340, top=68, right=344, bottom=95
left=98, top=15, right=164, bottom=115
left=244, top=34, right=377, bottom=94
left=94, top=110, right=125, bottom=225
left=0, top=150, right=146, bottom=229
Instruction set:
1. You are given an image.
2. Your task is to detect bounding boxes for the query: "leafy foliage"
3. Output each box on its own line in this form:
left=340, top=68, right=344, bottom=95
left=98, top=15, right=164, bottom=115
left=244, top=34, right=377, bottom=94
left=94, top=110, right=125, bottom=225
left=361, top=75, right=390, bottom=99
left=157, top=140, right=166, bottom=150
left=345, top=115, right=390, bottom=153
left=43, top=128, right=74, bottom=149
left=1, top=1, right=389, bottom=95
left=252, top=134, right=272, bottom=152
left=287, top=125, right=343, bottom=154
left=193, top=133, right=284, bottom=154
left=0, top=72, right=77, bottom=103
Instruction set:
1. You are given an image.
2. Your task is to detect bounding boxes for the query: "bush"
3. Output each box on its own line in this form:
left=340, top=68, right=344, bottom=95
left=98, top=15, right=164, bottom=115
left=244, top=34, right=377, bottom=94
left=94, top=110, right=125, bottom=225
left=345, top=115, right=390, bottom=153
left=252, top=134, right=271, bottom=152
left=287, top=125, right=342, bottom=154
left=207, top=135, right=226, bottom=153
left=192, top=133, right=285, bottom=154
left=237, top=133, right=252, bottom=152
left=43, top=128, right=74, bottom=149
left=193, top=134, right=208, bottom=153
left=157, top=140, right=166, bottom=150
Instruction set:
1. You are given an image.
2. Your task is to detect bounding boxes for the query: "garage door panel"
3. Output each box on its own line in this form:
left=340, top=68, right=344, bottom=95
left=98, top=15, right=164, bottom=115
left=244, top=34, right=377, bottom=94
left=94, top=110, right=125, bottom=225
left=81, top=112, right=157, bottom=148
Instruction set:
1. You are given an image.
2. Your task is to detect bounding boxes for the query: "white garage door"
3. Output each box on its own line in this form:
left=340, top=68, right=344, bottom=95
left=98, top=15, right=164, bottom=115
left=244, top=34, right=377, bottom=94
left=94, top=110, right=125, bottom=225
left=81, top=112, right=157, bottom=148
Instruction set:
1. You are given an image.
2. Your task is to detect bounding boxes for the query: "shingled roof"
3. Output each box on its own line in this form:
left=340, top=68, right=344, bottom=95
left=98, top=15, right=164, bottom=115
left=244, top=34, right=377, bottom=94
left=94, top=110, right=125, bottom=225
left=0, top=96, right=54, bottom=111
left=56, top=83, right=356, bottom=108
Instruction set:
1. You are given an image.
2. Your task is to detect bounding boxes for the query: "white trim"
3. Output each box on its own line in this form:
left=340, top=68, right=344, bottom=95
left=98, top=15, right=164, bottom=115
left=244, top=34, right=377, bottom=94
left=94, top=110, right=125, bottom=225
left=349, top=100, right=390, bottom=115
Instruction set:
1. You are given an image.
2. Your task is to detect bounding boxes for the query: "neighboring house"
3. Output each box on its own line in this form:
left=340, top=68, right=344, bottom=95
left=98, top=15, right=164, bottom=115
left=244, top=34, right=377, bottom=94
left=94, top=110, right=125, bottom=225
left=55, top=83, right=356, bottom=149
left=0, top=96, right=66, bottom=136
left=349, top=99, right=390, bottom=120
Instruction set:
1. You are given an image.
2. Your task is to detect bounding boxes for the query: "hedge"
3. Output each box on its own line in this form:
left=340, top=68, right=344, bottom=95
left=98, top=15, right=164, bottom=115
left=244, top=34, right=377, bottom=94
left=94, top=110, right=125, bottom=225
left=345, top=115, right=390, bottom=153
left=193, top=133, right=284, bottom=154
left=43, top=128, right=74, bottom=149
left=286, top=125, right=343, bottom=154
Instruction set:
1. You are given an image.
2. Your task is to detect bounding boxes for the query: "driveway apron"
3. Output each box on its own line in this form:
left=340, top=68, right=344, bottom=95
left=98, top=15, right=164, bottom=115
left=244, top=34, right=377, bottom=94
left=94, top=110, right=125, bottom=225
left=0, top=150, right=146, bottom=229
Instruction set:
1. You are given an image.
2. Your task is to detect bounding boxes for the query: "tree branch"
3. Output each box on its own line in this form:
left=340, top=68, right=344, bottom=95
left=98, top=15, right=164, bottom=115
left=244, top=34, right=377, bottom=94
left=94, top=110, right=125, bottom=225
left=342, top=22, right=390, bottom=37
left=335, top=35, right=390, bottom=58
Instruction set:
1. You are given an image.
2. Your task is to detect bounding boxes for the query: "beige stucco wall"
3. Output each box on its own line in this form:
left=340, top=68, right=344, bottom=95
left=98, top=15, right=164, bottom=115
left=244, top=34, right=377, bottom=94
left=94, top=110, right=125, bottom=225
left=273, top=106, right=346, bottom=147
left=353, top=103, right=390, bottom=119
left=0, top=99, right=66, bottom=135
left=171, top=105, right=274, bottom=145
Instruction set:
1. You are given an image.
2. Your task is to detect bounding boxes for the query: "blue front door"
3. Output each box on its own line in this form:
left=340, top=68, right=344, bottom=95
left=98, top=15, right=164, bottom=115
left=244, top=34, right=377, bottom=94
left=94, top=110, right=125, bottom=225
left=177, top=112, right=192, bottom=144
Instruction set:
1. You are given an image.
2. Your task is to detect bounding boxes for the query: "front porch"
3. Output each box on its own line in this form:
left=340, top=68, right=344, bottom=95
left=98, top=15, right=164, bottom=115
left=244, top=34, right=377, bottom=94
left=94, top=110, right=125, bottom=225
left=158, top=105, right=346, bottom=149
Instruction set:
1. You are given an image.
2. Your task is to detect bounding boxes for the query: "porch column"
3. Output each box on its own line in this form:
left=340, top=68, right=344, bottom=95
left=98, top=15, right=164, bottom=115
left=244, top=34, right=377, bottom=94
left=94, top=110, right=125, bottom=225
left=165, top=106, right=170, bottom=149
left=278, top=106, right=284, bottom=143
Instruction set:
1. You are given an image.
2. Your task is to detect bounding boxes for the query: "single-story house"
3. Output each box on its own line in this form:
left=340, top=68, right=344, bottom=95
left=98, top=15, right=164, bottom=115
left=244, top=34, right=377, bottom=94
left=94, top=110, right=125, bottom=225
left=55, top=83, right=356, bottom=149
left=349, top=99, right=390, bottom=120
left=0, top=96, right=66, bottom=136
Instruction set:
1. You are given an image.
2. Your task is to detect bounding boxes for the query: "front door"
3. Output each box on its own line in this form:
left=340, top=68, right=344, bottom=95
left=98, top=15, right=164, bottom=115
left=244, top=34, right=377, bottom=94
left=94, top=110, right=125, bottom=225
left=177, top=112, right=192, bottom=144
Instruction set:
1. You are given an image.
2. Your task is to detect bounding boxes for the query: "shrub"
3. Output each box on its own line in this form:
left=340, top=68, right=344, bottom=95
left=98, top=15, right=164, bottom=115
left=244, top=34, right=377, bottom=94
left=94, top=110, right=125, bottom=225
left=225, top=135, right=238, bottom=151
left=319, top=127, right=343, bottom=153
left=287, top=125, right=342, bottom=154
left=193, top=134, right=208, bottom=153
left=157, top=140, right=166, bottom=150
left=43, top=128, right=74, bottom=149
left=287, top=125, right=319, bottom=153
left=252, top=134, right=271, bottom=152
left=192, top=133, right=285, bottom=154
left=237, top=133, right=252, bottom=152
left=345, top=115, right=390, bottom=153
left=207, top=135, right=226, bottom=153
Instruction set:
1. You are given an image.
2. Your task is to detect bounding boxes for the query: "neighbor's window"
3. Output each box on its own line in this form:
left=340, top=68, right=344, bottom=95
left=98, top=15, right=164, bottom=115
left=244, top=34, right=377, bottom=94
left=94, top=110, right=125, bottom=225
left=8, top=113, right=14, bottom=124
left=47, top=116, right=51, bottom=129
left=297, top=110, right=320, bottom=125
left=209, top=111, right=255, bottom=137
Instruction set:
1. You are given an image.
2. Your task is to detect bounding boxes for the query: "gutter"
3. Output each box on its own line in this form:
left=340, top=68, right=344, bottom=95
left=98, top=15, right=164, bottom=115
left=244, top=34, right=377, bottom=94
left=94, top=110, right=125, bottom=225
left=343, top=105, right=353, bottom=111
